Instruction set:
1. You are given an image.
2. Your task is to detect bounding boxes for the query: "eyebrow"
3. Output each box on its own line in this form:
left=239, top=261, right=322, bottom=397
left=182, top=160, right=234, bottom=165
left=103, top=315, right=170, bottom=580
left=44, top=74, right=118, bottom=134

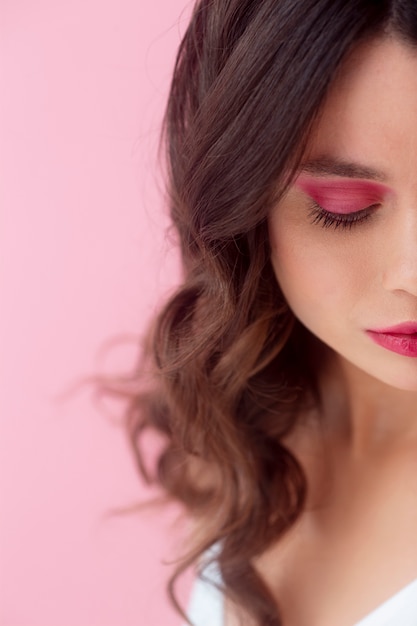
left=299, top=157, right=387, bottom=182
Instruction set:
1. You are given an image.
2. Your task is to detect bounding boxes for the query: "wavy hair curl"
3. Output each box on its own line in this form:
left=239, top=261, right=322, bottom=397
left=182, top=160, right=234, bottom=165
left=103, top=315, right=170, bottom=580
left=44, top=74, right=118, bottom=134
left=84, top=1, right=417, bottom=624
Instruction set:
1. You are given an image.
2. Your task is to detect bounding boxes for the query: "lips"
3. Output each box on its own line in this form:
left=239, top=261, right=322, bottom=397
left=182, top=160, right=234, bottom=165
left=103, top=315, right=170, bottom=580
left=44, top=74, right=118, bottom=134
left=366, top=323, right=417, bottom=357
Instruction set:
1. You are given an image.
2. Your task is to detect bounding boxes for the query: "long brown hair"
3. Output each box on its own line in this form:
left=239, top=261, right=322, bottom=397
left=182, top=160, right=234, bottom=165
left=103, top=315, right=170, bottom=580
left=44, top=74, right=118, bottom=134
left=86, top=1, right=417, bottom=624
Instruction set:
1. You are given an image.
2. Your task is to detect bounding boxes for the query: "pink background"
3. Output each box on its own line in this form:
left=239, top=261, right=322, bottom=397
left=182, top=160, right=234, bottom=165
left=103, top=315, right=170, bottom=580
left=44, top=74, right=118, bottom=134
left=0, top=1, right=195, bottom=624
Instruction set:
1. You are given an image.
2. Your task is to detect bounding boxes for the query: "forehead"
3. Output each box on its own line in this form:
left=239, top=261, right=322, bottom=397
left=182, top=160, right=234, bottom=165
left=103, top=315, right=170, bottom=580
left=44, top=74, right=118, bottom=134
left=305, top=36, right=417, bottom=187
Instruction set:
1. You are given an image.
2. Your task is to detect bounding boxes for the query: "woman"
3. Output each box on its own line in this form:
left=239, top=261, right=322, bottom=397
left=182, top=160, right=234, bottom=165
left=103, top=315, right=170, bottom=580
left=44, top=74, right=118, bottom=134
left=98, top=0, right=417, bottom=624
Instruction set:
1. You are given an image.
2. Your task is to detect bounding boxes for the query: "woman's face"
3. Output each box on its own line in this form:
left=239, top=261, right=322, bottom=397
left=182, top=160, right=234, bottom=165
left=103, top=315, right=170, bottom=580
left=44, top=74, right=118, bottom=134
left=268, top=36, right=417, bottom=391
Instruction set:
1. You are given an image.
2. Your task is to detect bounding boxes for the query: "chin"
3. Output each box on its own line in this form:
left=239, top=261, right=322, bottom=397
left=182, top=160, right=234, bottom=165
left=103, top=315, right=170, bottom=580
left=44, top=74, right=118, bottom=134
left=323, top=343, right=417, bottom=394
left=381, top=374, right=417, bottom=393
left=361, top=363, right=417, bottom=393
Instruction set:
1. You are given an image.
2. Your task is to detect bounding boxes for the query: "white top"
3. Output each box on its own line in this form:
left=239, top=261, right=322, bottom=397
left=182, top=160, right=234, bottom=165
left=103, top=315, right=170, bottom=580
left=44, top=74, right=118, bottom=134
left=185, top=551, right=224, bottom=626
left=184, top=552, right=417, bottom=626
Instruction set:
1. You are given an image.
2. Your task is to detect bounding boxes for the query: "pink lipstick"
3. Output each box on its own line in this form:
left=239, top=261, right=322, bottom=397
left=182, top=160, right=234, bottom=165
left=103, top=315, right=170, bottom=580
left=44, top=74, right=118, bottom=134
left=366, top=323, right=417, bottom=357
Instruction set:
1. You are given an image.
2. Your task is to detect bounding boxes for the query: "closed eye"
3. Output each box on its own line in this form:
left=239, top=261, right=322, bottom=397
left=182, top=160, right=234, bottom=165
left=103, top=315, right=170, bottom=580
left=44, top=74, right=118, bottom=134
left=308, top=201, right=379, bottom=230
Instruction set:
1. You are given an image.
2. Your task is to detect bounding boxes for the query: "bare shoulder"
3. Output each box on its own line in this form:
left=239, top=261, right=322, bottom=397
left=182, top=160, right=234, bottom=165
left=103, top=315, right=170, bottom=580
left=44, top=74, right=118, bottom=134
left=223, top=595, right=240, bottom=626
left=224, top=595, right=258, bottom=626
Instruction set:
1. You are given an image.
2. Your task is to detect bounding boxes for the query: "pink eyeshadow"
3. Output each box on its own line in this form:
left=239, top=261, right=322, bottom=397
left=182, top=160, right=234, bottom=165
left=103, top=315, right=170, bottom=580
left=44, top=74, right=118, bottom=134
left=295, top=176, right=391, bottom=214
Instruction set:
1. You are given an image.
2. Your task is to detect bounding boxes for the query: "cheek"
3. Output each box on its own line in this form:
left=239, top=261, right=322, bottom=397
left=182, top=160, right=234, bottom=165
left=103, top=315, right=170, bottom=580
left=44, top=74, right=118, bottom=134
left=267, top=199, right=375, bottom=330
left=268, top=225, right=364, bottom=333
left=268, top=198, right=340, bottom=310
left=270, top=234, right=339, bottom=308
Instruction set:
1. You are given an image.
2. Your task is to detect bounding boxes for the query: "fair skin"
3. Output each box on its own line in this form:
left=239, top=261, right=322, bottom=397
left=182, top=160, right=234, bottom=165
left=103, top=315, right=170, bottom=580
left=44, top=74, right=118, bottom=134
left=224, top=35, right=417, bottom=626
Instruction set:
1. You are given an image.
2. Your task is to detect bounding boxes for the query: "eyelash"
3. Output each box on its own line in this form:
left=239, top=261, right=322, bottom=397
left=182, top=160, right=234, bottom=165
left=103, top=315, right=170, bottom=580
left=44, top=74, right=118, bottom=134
left=308, top=201, right=379, bottom=230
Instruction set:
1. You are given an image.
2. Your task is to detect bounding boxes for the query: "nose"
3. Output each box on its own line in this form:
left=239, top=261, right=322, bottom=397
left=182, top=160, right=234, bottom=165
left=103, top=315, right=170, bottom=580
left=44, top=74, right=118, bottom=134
left=382, top=207, right=417, bottom=297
